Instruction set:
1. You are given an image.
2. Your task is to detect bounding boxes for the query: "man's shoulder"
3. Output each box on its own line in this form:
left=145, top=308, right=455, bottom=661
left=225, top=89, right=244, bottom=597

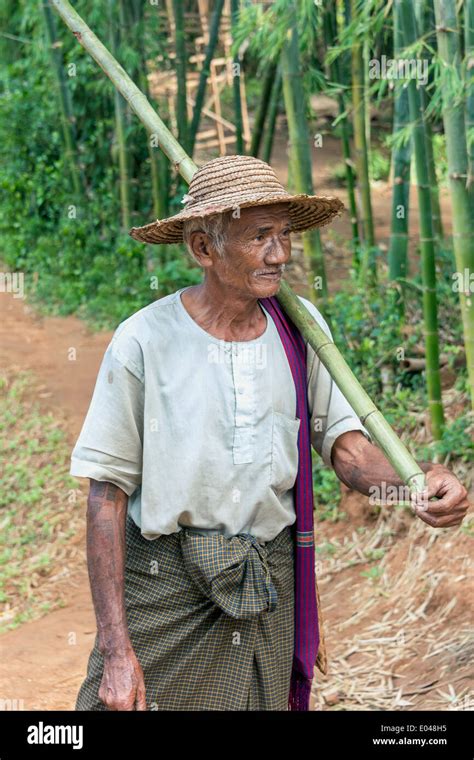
left=115, top=290, right=180, bottom=338
left=107, top=290, right=182, bottom=377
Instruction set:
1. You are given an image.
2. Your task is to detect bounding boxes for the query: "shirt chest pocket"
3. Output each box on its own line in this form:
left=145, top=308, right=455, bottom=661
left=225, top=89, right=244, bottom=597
left=270, top=411, right=300, bottom=494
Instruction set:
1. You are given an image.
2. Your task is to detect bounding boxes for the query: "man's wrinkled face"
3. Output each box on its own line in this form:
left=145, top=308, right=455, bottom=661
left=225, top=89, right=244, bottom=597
left=195, top=203, right=292, bottom=298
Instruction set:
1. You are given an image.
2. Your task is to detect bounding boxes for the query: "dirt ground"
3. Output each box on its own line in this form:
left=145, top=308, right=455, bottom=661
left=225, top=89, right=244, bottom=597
left=0, top=124, right=471, bottom=711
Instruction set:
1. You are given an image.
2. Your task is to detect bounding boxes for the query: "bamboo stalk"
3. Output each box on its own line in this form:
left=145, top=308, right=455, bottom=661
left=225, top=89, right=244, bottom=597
left=250, top=61, right=277, bottom=158
left=398, top=0, right=445, bottom=438
left=50, top=0, right=431, bottom=496
left=188, top=0, right=225, bottom=157
left=388, top=1, right=411, bottom=290
left=433, top=0, right=474, bottom=410
left=276, top=280, right=427, bottom=494
left=326, top=4, right=360, bottom=258
left=109, top=0, right=131, bottom=231
left=350, top=0, right=376, bottom=282
left=281, top=4, right=327, bottom=303
left=466, top=0, right=474, bottom=205
left=261, top=65, right=282, bottom=164
left=172, top=0, right=189, bottom=154
left=41, top=0, right=82, bottom=197
left=415, top=0, right=444, bottom=241
left=230, top=0, right=244, bottom=154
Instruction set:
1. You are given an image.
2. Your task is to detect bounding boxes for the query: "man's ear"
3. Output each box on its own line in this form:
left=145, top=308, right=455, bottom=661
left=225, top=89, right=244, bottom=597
left=189, top=230, right=214, bottom=267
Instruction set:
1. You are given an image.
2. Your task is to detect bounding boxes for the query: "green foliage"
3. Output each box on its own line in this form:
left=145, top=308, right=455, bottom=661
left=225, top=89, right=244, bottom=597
left=311, top=242, right=469, bottom=518
left=431, top=132, right=449, bottom=185
left=360, top=565, right=385, bottom=582
left=0, top=1, right=201, bottom=332
left=325, top=280, right=406, bottom=400
left=326, top=244, right=465, bottom=406
left=312, top=462, right=345, bottom=521
left=331, top=146, right=390, bottom=184
left=369, top=147, right=390, bottom=181
left=415, top=415, right=474, bottom=465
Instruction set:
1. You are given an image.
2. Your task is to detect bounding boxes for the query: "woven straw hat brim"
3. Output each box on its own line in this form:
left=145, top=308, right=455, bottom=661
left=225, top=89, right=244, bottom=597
left=129, top=192, right=345, bottom=245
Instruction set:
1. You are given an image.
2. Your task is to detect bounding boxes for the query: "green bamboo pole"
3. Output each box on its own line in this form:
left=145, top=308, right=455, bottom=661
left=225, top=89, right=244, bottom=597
left=261, top=66, right=282, bottom=164
left=172, top=0, right=188, bottom=154
left=466, top=0, right=474, bottom=206
left=350, top=0, right=376, bottom=283
left=281, top=7, right=327, bottom=303
left=415, top=0, right=444, bottom=241
left=250, top=61, right=277, bottom=158
left=341, top=0, right=352, bottom=85
left=230, top=0, right=244, bottom=154
left=434, top=0, right=474, bottom=410
left=276, top=280, right=428, bottom=493
left=388, top=1, right=411, bottom=288
left=363, top=37, right=371, bottom=150
left=188, top=0, right=225, bottom=157
left=108, top=0, right=131, bottom=231
left=41, top=0, right=82, bottom=197
left=424, top=107, right=444, bottom=240
left=398, top=0, right=445, bottom=438
left=50, top=0, right=433, bottom=497
left=136, top=68, right=164, bottom=221
left=326, top=4, right=360, bottom=258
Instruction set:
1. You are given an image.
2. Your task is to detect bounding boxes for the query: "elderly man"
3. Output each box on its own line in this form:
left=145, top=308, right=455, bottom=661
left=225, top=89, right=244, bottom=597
left=71, top=155, right=469, bottom=712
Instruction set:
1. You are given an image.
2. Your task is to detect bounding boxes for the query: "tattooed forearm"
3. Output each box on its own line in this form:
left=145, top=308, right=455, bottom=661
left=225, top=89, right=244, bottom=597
left=86, top=479, right=132, bottom=658
left=331, top=431, right=436, bottom=497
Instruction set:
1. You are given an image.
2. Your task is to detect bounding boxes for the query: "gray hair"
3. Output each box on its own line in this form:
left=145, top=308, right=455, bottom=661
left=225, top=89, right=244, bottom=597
left=182, top=211, right=233, bottom=264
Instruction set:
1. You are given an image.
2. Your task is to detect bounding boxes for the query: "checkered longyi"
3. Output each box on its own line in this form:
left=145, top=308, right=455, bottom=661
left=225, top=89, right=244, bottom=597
left=75, top=514, right=295, bottom=711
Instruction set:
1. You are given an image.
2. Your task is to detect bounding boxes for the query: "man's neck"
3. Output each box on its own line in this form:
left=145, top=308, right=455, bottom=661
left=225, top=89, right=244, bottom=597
left=180, top=281, right=268, bottom=342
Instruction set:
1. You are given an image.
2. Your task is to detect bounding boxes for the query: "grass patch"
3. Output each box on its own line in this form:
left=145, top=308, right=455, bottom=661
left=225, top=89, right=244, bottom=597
left=0, top=370, right=82, bottom=633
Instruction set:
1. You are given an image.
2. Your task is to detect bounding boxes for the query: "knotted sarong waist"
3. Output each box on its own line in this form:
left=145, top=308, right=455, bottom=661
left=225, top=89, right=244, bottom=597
left=178, top=526, right=285, bottom=619
left=76, top=515, right=295, bottom=711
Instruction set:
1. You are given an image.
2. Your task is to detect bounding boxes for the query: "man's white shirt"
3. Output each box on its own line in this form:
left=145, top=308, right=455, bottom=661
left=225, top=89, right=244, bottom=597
left=70, top=287, right=372, bottom=542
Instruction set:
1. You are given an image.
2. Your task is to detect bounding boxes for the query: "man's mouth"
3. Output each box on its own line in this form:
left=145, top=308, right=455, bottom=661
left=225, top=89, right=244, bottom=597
left=254, top=270, right=283, bottom=280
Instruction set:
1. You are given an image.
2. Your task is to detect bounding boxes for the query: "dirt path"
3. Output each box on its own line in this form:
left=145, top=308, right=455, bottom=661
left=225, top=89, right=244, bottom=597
left=0, top=293, right=112, bottom=710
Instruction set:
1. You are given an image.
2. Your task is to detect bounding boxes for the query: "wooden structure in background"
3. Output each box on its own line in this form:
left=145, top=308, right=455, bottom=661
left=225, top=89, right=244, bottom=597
left=148, top=0, right=251, bottom=156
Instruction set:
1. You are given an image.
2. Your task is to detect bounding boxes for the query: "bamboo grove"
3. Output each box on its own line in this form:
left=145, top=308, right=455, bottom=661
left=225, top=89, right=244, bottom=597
left=0, top=0, right=472, bottom=459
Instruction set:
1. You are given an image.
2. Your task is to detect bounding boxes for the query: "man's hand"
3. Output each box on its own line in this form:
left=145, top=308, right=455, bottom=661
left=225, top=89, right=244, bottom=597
left=99, top=649, right=147, bottom=711
left=332, top=432, right=471, bottom=529
left=411, top=464, right=470, bottom=529
left=86, top=480, right=149, bottom=710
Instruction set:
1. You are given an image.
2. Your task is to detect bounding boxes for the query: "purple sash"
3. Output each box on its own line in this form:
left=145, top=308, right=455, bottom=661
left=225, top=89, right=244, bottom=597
left=259, top=295, right=319, bottom=711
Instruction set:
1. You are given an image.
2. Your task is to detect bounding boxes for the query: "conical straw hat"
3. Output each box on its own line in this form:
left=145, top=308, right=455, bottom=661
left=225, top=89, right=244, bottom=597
left=129, top=155, right=344, bottom=244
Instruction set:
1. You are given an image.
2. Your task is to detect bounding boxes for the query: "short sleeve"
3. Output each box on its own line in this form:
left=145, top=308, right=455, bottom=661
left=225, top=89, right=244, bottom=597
left=299, top=297, right=373, bottom=468
left=70, top=335, right=144, bottom=496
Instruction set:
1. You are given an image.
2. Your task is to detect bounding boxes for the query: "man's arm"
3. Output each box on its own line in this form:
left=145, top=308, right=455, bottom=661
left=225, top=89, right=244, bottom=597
left=331, top=430, right=470, bottom=529
left=86, top=478, right=147, bottom=710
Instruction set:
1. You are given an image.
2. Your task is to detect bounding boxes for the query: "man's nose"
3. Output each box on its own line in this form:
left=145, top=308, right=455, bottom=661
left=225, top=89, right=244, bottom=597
left=264, top=235, right=291, bottom=264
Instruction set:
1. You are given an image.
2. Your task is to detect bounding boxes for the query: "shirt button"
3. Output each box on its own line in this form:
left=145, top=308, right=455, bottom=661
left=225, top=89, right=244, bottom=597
left=237, top=387, right=244, bottom=394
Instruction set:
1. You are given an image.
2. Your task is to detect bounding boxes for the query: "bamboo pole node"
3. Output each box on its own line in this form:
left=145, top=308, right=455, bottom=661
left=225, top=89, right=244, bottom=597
left=360, top=409, right=379, bottom=425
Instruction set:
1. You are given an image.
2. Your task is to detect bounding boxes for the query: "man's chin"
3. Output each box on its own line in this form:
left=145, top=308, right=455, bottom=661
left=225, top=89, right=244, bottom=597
left=250, top=275, right=283, bottom=297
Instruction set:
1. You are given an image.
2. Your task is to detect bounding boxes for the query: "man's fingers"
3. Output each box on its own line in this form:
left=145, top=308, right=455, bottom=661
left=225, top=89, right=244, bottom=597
left=135, top=681, right=148, bottom=711
left=411, top=483, right=468, bottom=512
left=417, top=496, right=470, bottom=515
left=415, top=505, right=468, bottom=528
